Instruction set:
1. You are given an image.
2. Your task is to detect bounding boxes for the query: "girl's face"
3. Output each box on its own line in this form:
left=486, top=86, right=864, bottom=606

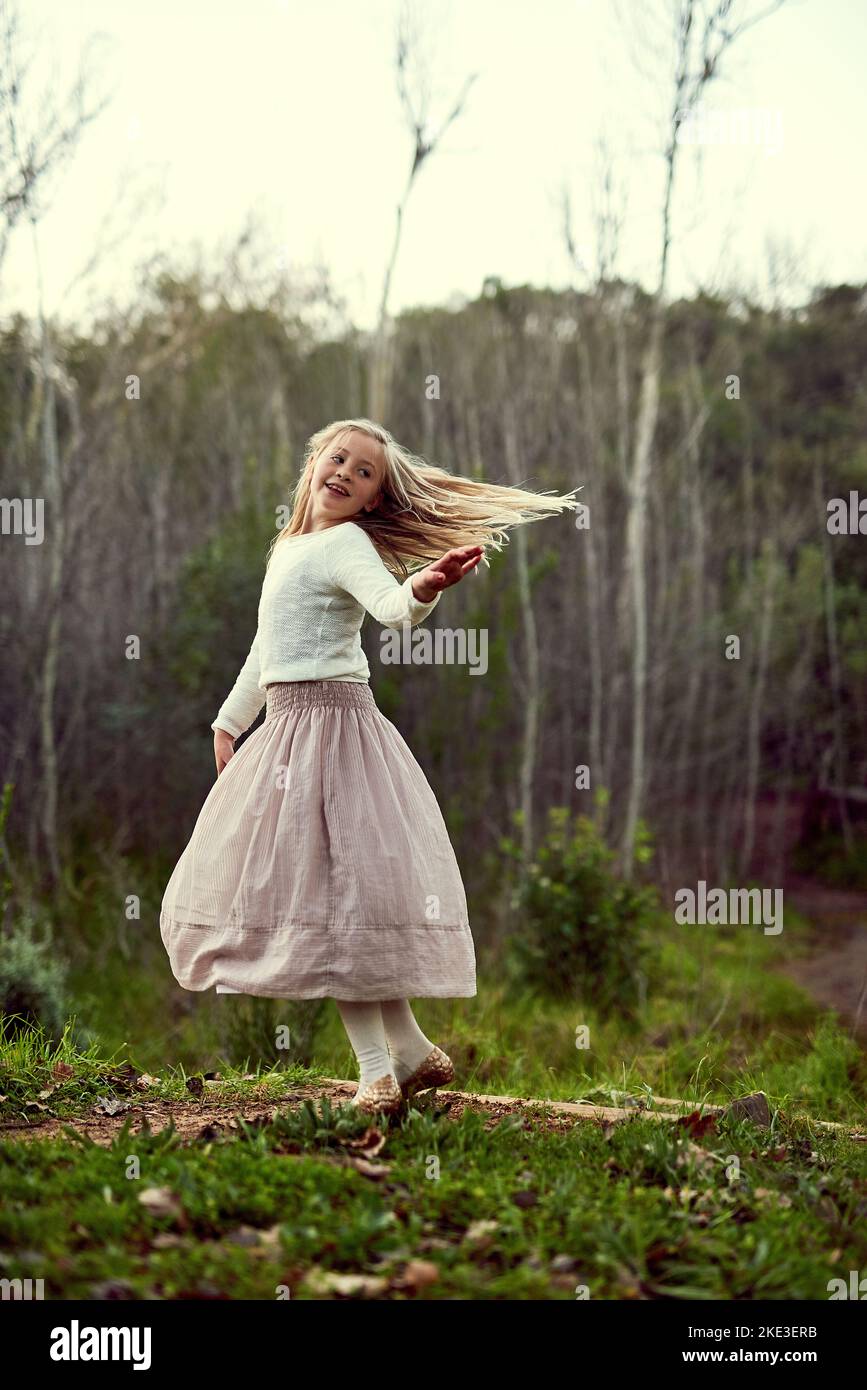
left=311, top=430, right=385, bottom=523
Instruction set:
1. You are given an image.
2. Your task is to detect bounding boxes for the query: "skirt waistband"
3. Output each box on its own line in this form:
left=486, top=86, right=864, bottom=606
left=265, top=680, right=377, bottom=717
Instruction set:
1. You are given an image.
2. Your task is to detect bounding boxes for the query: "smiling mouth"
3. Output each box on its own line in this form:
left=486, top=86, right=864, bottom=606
left=326, top=482, right=349, bottom=497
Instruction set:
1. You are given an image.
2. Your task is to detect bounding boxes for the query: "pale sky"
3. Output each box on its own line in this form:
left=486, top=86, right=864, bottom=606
left=3, top=0, right=865, bottom=335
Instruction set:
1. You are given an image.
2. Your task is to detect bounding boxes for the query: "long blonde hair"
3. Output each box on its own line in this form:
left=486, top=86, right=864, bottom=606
left=265, top=417, right=582, bottom=579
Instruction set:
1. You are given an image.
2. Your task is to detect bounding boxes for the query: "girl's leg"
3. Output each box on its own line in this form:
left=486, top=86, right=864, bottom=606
left=380, top=999, right=437, bottom=1084
left=334, top=1000, right=395, bottom=1089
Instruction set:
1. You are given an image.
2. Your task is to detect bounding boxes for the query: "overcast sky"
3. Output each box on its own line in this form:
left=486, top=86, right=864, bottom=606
left=3, top=0, right=864, bottom=334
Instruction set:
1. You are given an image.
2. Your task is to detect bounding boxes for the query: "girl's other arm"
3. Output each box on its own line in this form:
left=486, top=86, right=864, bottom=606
left=211, top=630, right=266, bottom=748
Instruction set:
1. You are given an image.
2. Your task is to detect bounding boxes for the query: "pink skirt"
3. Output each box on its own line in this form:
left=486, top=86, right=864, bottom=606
left=159, top=680, right=476, bottom=1000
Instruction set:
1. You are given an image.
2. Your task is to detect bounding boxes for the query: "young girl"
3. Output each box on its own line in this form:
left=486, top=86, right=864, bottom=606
left=160, top=418, right=580, bottom=1115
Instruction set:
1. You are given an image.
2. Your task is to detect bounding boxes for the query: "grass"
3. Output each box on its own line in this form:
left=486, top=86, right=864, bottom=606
left=1, top=1050, right=865, bottom=1300
left=1, top=856, right=865, bottom=1299
left=38, top=855, right=860, bottom=1124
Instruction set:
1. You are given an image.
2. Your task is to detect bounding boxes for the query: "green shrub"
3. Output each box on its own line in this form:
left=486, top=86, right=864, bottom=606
left=219, top=996, right=326, bottom=1070
left=501, top=804, right=658, bottom=1016
left=0, top=913, right=69, bottom=1042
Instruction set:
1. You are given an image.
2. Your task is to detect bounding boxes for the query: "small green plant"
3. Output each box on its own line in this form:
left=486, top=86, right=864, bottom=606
left=0, top=912, right=69, bottom=1042
left=500, top=803, right=658, bottom=1016
left=220, top=996, right=326, bottom=1070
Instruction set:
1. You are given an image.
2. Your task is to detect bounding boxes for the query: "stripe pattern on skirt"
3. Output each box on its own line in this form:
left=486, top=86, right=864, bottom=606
left=159, top=680, right=477, bottom=1000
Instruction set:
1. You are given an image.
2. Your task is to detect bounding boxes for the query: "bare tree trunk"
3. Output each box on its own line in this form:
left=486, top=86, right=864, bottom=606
left=370, top=12, right=475, bottom=420
left=740, top=540, right=778, bottom=876
left=619, top=0, right=786, bottom=875
left=620, top=308, right=663, bottom=875
left=613, top=291, right=631, bottom=488
left=501, top=397, right=540, bottom=861
left=1, top=0, right=107, bottom=882
left=34, top=251, right=63, bottom=886
left=673, top=372, right=710, bottom=864
left=813, top=446, right=854, bottom=850
left=771, top=644, right=811, bottom=883
left=573, top=309, right=606, bottom=794
left=619, top=12, right=681, bottom=873
left=696, top=577, right=722, bottom=878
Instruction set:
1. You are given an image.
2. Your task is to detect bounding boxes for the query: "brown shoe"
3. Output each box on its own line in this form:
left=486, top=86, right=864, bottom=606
left=349, top=1073, right=403, bottom=1116
left=399, top=1046, right=455, bottom=1101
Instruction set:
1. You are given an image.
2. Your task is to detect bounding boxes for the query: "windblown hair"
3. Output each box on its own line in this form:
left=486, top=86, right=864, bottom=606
left=265, top=417, right=582, bottom=580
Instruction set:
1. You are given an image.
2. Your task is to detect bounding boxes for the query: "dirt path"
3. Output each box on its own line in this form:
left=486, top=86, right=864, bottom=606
left=776, top=875, right=867, bottom=1038
left=2, top=1079, right=863, bottom=1147
left=670, top=791, right=867, bottom=1038
left=743, top=794, right=867, bottom=1035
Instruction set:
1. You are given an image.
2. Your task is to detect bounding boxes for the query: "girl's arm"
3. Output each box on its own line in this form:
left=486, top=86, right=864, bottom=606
left=326, top=523, right=444, bottom=628
left=211, top=630, right=266, bottom=740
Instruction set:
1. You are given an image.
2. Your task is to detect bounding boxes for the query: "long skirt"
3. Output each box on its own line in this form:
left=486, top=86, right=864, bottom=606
left=159, top=680, right=477, bottom=1001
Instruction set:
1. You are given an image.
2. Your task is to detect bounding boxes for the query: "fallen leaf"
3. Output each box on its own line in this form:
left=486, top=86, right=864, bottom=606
left=106, top=1065, right=140, bottom=1091
left=138, top=1186, right=184, bottom=1221
left=513, top=1189, right=538, bottom=1209
left=753, top=1188, right=793, bottom=1208
left=89, top=1280, right=136, bottom=1300
left=302, top=1270, right=387, bottom=1298
left=676, top=1110, right=718, bottom=1139
left=463, top=1220, right=498, bottom=1250
left=394, top=1260, right=440, bottom=1293
left=417, top=1237, right=451, bottom=1253
left=94, top=1097, right=125, bottom=1116
left=225, top=1226, right=262, bottom=1247
left=195, top=1122, right=225, bottom=1142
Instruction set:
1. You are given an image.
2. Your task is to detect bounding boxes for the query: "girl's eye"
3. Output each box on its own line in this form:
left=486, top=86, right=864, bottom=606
left=332, top=453, right=370, bottom=477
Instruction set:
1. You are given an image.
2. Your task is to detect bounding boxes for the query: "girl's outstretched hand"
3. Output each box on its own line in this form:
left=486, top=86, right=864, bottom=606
left=214, top=728, right=236, bottom=777
left=411, top=545, right=483, bottom=604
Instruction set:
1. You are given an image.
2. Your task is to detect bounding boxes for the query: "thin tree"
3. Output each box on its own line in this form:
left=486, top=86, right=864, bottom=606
left=370, top=1, right=476, bottom=420
left=0, top=0, right=108, bottom=883
left=619, top=0, right=787, bottom=877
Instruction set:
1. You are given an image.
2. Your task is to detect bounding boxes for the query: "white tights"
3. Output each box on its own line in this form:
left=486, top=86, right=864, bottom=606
left=335, top=999, right=434, bottom=1087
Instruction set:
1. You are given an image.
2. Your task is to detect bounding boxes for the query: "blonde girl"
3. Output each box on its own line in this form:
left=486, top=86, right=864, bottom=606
left=160, top=418, right=580, bottom=1113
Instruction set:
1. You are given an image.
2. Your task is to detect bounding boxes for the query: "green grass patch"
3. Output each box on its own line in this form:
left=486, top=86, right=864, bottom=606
left=1, top=1088, right=865, bottom=1300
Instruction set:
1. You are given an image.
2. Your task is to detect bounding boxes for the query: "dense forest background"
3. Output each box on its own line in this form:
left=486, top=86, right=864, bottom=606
left=0, top=0, right=865, bottom=1064
left=2, top=268, right=866, bottom=922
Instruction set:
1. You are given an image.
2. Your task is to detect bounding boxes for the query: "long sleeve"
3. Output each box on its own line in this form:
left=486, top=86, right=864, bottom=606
left=211, top=630, right=266, bottom=739
left=325, top=523, right=442, bottom=628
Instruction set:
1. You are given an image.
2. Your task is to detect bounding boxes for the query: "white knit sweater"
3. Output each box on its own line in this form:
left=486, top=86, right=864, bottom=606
left=211, top=520, right=442, bottom=738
